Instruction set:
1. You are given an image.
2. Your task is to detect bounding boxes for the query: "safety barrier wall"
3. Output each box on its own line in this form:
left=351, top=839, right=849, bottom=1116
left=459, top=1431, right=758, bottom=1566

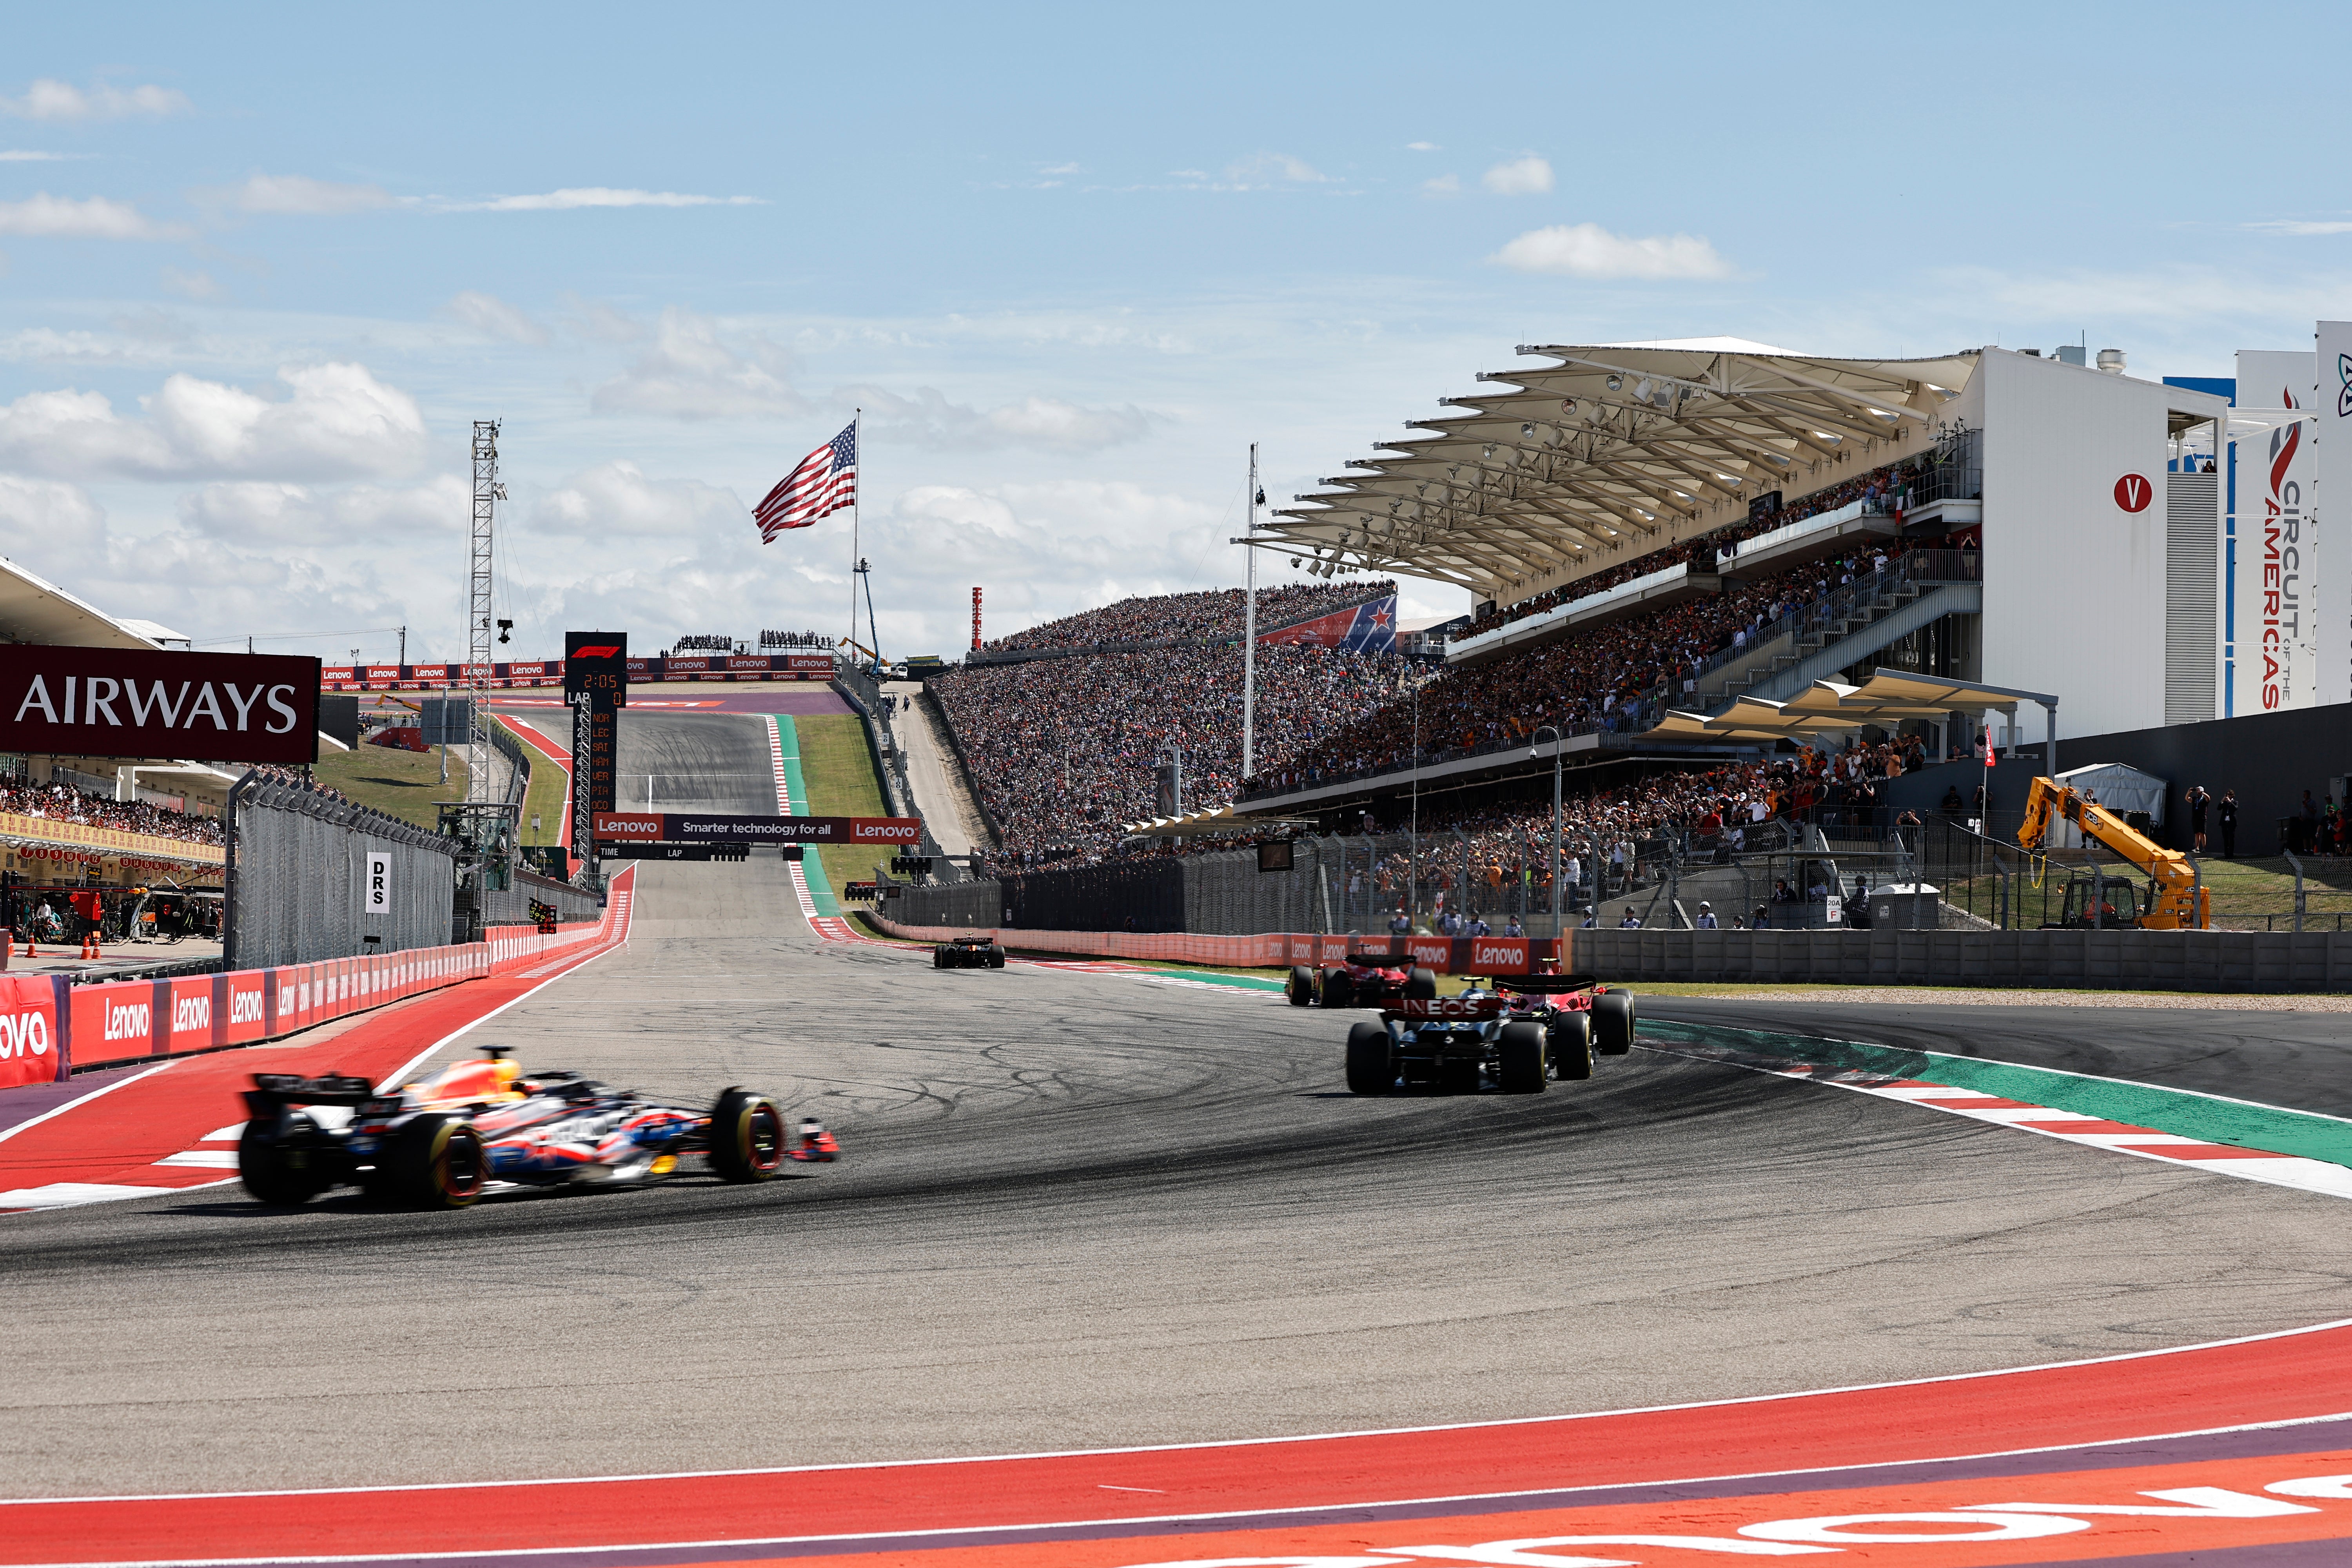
left=225, top=773, right=459, bottom=968
left=863, top=913, right=1561, bottom=975
left=1559, top=926, right=2352, bottom=992
left=0, top=899, right=626, bottom=1090
left=863, top=911, right=2352, bottom=994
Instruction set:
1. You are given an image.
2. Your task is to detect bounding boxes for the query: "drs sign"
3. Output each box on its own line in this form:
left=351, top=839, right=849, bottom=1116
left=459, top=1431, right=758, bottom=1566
left=363, top=853, right=392, bottom=915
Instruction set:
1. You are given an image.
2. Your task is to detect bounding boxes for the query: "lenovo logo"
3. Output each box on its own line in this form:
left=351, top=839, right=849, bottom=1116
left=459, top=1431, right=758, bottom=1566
left=172, top=994, right=212, bottom=1034
left=0, top=1010, right=50, bottom=1060
left=104, top=1000, right=152, bottom=1041
left=229, top=989, right=265, bottom=1025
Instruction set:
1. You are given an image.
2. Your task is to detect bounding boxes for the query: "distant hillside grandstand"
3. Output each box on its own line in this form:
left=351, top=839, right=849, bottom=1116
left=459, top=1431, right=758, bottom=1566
left=984, top=581, right=1393, bottom=655
left=931, top=585, right=1402, bottom=866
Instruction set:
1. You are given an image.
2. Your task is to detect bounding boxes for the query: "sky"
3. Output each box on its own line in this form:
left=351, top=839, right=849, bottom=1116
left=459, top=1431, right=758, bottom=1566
left=2, top=2, right=2348, bottom=664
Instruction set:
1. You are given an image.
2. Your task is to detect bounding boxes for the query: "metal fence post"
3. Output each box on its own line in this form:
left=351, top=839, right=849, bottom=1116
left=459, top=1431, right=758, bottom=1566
left=2285, top=848, right=2305, bottom=934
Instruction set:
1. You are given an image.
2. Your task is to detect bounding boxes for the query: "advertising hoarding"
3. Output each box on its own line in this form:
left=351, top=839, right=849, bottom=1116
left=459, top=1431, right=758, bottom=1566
left=2319, top=322, right=2352, bottom=707
left=0, top=645, right=321, bottom=766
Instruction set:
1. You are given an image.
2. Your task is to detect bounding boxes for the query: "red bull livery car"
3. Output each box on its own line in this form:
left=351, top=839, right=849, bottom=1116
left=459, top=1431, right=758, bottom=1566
left=935, top=935, right=1007, bottom=969
left=1286, top=950, right=1435, bottom=1009
left=1345, top=973, right=1637, bottom=1096
left=237, top=1046, right=824, bottom=1209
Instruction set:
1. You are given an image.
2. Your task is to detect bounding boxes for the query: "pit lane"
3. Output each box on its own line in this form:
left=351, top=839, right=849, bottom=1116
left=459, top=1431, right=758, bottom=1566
left=7, top=711, right=2352, bottom=1500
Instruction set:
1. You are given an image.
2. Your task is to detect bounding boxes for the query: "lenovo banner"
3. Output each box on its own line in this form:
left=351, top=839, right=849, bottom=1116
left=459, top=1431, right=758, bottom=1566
left=0, top=973, right=66, bottom=1089
left=0, top=645, right=321, bottom=766
left=593, top=811, right=922, bottom=845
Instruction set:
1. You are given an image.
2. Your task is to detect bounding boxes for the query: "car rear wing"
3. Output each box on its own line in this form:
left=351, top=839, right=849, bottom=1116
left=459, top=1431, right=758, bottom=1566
left=245, top=1072, right=379, bottom=1111
left=1486, top=975, right=1601, bottom=995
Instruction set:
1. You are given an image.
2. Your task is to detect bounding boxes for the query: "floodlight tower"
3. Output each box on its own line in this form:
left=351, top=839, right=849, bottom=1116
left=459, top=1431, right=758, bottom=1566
left=468, top=420, right=502, bottom=802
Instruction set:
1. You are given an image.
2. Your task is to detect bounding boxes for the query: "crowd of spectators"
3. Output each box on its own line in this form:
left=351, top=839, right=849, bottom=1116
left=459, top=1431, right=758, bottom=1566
left=671, top=634, right=742, bottom=653
left=758, top=630, right=831, bottom=649
left=0, top=776, right=227, bottom=846
left=933, top=637, right=1403, bottom=869
left=1243, top=537, right=1933, bottom=794
left=984, top=581, right=1395, bottom=654
left=1457, top=454, right=1938, bottom=641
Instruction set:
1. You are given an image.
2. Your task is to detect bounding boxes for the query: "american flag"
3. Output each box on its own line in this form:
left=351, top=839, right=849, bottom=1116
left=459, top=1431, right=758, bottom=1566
left=755, top=421, right=857, bottom=541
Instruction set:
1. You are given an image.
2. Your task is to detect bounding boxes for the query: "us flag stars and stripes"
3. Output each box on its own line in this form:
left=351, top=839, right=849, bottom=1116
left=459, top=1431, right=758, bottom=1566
left=755, top=421, right=857, bottom=541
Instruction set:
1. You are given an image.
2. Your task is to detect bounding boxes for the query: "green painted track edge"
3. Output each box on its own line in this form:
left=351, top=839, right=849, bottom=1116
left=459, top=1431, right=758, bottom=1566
left=772, top=714, right=840, bottom=918
left=1640, top=1018, right=2352, bottom=1171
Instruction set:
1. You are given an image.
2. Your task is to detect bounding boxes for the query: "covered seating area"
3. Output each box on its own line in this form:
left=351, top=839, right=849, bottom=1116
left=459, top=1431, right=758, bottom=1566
left=1641, top=671, right=2061, bottom=772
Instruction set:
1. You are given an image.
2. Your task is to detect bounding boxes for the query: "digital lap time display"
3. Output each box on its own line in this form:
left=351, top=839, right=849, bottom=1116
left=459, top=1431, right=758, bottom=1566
left=564, top=632, right=629, bottom=705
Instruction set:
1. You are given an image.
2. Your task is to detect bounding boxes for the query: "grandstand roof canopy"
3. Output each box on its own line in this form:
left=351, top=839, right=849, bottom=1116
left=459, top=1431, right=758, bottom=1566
left=0, top=555, right=167, bottom=650
left=1269, top=340, right=1978, bottom=599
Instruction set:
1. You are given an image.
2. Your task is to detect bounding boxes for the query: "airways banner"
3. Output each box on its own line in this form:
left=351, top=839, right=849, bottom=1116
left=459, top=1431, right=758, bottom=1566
left=0, top=645, right=320, bottom=765
left=1259, top=593, right=1398, bottom=653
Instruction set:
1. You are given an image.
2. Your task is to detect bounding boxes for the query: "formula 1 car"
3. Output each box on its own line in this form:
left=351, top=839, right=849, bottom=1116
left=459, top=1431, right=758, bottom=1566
left=934, top=934, right=1007, bottom=969
left=1285, top=950, right=1435, bottom=1008
left=237, top=1047, right=818, bottom=1209
left=1344, top=973, right=1638, bottom=1096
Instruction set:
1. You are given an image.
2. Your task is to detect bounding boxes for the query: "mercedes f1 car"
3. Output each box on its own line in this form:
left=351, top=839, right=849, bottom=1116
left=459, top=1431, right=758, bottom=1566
left=237, top=1047, right=823, bottom=1209
left=1344, top=973, right=1638, bottom=1095
left=935, top=934, right=1007, bottom=969
left=1285, top=951, right=1435, bottom=1008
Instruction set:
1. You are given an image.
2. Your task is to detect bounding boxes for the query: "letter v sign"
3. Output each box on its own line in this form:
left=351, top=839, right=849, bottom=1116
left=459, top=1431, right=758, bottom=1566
left=2114, top=473, right=2154, bottom=513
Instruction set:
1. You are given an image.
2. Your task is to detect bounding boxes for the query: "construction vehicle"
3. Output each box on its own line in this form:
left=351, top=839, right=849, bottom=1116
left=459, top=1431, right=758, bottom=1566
left=2017, top=775, right=2210, bottom=929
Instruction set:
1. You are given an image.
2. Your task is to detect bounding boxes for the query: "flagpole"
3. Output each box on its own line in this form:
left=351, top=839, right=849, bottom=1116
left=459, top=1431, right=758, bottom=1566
left=1242, top=441, right=1258, bottom=779
left=861, top=404, right=870, bottom=663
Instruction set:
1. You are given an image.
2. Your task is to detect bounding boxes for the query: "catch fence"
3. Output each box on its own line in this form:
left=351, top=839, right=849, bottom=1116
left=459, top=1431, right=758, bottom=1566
left=223, top=771, right=458, bottom=968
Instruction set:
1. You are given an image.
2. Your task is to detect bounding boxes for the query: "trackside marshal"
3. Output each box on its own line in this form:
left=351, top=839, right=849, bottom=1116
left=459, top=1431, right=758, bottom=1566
left=0, top=645, right=322, bottom=767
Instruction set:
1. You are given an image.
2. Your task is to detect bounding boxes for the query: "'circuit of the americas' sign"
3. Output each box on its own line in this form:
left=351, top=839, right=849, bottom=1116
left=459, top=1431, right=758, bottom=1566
left=0, top=645, right=321, bottom=766
left=593, top=811, right=921, bottom=846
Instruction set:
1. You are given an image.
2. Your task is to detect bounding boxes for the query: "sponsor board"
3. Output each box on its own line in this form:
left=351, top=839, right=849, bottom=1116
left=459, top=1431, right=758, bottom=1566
left=593, top=811, right=921, bottom=845
left=2322, top=320, right=2352, bottom=706
left=0, top=973, right=63, bottom=1089
left=1408, top=935, right=1453, bottom=970
left=0, top=644, right=320, bottom=766
left=1468, top=935, right=1531, bottom=972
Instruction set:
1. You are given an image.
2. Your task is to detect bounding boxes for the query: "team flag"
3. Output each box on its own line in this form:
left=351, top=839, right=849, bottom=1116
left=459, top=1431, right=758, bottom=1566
left=755, top=421, right=857, bottom=541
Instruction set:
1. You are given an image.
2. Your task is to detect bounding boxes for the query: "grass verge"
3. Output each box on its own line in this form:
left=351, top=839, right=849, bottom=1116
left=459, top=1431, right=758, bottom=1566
left=501, top=717, right=570, bottom=858
left=313, top=742, right=469, bottom=829
left=797, top=713, right=890, bottom=896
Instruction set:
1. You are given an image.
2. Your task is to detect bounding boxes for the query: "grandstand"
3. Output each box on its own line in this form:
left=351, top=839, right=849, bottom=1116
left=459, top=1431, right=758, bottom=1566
left=928, top=583, right=1400, bottom=867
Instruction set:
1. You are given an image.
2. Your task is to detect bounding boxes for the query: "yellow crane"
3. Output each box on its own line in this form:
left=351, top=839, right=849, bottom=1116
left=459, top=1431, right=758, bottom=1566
left=2016, top=775, right=2210, bottom=929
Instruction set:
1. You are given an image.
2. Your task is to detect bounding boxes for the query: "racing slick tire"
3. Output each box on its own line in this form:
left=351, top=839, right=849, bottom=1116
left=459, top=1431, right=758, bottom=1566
left=238, top=1116, right=327, bottom=1206
left=1322, top=968, right=1354, bottom=1009
left=987, top=944, right=1006, bottom=969
left=386, top=1114, right=489, bottom=1209
left=1287, top=965, right=1315, bottom=1007
left=1592, top=990, right=1637, bottom=1055
left=933, top=946, right=947, bottom=969
left=1497, top=1021, right=1549, bottom=1094
left=1344, top=1022, right=1393, bottom=1096
left=1550, top=1010, right=1594, bottom=1081
left=706, top=1088, right=788, bottom=1183
left=1404, top=966, right=1438, bottom=1001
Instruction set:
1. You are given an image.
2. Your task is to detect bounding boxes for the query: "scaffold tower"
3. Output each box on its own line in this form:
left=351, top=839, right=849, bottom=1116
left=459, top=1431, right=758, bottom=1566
left=468, top=419, right=500, bottom=802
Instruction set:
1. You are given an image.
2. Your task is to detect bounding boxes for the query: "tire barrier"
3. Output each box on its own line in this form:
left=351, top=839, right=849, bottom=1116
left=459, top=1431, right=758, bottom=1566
left=0, top=900, right=625, bottom=1090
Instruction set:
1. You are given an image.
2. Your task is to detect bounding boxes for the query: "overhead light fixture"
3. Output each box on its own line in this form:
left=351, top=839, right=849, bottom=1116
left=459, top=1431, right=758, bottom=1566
left=1521, top=422, right=1536, bottom=439
left=1633, top=378, right=1653, bottom=401
left=1560, top=398, right=1577, bottom=415
left=1605, top=374, right=1623, bottom=392
left=1482, top=444, right=1495, bottom=459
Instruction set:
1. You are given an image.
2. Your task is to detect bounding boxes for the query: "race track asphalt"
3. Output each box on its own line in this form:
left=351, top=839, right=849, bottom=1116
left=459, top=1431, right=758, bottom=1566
left=9, top=711, right=2352, bottom=1498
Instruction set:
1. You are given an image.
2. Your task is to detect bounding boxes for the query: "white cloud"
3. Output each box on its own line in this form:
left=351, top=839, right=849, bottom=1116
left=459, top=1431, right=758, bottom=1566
left=1167, top=168, right=1209, bottom=180
left=1406, top=141, right=1438, bottom=152
left=2247, top=219, right=2352, bottom=236
left=1039, top=162, right=1081, bottom=176
left=1492, top=222, right=1733, bottom=279
left=1935, top=264, right=2352, bottom=325
left=1421, top=173, right=1461, bottom=197
left=0, top=474, right=105, bottom=536
left=1223, top=152, right=1330, bottom=187
left=589, top=308, right=804, bottom=419
left=441, top=290, right=550, bottom=345
left=851, top=386, right=1152, bottom=452
left=0, top=79, right=189, bottom=122
left=457, top=187, right=766, bottom=212
left=1482, top=155, right=1553, bottom=196
left=0, top=362, right=428, bottom=482
left=161, top=266, right=219, bottom=299
left=178, top=476, right=468, bottom=545
left=557, top=294, right=647, bottom=343
left=0, top=149, right=75, bottom=162
left=0, top=193, right=178, bottom=240
left=532, top=462, right=748, bottom=539
left=201, top=173, right=396, bottom=216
